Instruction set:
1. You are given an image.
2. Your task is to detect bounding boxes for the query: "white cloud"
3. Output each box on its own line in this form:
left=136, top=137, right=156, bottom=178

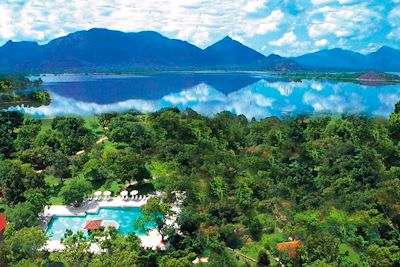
left=242, top=9, right=284, bottom=37
left=10, top=93, right=160, bottom=117
left=243, top=0, right=267, bottom=13
left=0, top=5, right=14, bottom=39
left=315, top=39, right=328, bottom=47
left=0, top=0, right=281, bottom=47
left=312, top=0, right=363, bottom=4
left=265, top=80, right=306, bottom=96
left=307, top=5, right=381, bottom=39
left=387, top=28, right=400, bottom=40
left=311, top=0, right=335, bottom=4
left=387, top=6, right=400, bottom=40
left=310, top=82, right=323, bottom=91
left=0, top=0, right=396, bottom=56
left=270, top=32, right=297, bottom=46
left=303, top=91, right=364, bottom=114
left=338, top=0, right=360, bottom=3
left=162, top=83, right=225, bottom=105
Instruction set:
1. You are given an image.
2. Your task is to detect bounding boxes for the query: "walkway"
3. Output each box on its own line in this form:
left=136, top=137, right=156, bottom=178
left=75, top=135, right=108, bottom=156
left=44, top=196, right=150, bottom=217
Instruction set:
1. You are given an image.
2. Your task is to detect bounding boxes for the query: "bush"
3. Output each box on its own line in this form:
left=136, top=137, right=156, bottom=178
left=257, top=249, right=270, bottom=267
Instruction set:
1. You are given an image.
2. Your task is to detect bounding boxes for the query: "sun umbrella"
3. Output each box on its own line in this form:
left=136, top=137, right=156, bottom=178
left=94, top=191, right=102, bottom=197
left=103, top=191, right=111, bottom=197
left=120, top=190, right=128, bottom=197
left=84, top=220, right=102, bottom=230
left=130, top=190, right=138, bottom=196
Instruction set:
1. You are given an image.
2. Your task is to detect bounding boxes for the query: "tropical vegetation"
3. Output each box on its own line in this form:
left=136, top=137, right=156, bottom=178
left=0, top=103, right=400, bottom=266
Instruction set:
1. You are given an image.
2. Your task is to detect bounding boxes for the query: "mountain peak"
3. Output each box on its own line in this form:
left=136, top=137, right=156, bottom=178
left=210, top=35, right=240, bottom=47
left=267, top=54, right=283, bottom=59
left=204, top=36, right=266, bottom=66
left=221, top=35, right=233, bottom=41
left=87, top=27, right=112, bottom=32
left=2, top=40, right=39, bottom=48
left=376, top=45, right=397, bottom=53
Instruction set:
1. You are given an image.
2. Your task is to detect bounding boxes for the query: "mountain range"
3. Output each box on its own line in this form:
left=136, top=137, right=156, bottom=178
left=293, top=46, right=400, bottom=71
left=0, top=28, right=400, bottom=73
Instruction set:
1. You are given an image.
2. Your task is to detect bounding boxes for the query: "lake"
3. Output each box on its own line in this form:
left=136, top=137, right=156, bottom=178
left=7, top=72, right=400, bottom=119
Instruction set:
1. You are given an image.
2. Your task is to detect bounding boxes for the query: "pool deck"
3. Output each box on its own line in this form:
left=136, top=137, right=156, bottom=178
left=42, top=192, right=177, bottom=252
left=43, top=196, right=152, bottom=217
left=44, top=229, right=165, bottom=252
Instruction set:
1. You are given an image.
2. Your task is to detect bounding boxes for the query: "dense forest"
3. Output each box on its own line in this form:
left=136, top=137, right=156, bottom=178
left=0, top=104, right=400, bottom=266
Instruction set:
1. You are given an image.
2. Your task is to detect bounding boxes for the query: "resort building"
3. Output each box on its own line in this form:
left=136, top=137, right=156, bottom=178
left=0, top=214, right=7, bottom=239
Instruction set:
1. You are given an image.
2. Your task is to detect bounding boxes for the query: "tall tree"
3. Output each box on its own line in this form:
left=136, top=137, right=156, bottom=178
left=4, top=227, right=47, bottom=265
left=133, top=197, right=173, bottom=241
left=0, top=160, right=44, bottom=204
left=59, top=176, right=93, bottom=206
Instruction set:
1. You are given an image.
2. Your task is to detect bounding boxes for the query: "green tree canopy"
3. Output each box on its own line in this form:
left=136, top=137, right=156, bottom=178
left=4, top=227, right=47, bottom=265
left=59, top=176, right=93, bottom=206
left=133, top=197, right=173, bottom=241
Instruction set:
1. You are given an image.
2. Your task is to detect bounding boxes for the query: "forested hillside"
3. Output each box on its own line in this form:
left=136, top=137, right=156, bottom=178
left=0, top=106, right=400, bottom=266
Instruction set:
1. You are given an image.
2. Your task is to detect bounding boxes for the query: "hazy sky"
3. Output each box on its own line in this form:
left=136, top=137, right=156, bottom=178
left=0, top=0, right=399, bottom=56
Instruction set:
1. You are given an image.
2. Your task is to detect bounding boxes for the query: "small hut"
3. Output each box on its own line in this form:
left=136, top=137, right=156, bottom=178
left=84, top=220, right=102, bottom=232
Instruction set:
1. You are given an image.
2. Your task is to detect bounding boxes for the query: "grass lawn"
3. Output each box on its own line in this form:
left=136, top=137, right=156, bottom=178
left=49, top=196, right=64, bottom=205
left=95, top=180, right=124, bottom=196
left=0, top=201, right=7, bottom=213
left=240, top=231, right=285, bottom=266
left=339, top=243, right=362, bottom=265
left=38, top=116, right=104, bottom=136
left=240, top=243, right=261, bottom=260
left=83, top=116, right=104, bottom=136
left=45, top=175, right=64, bottom=205
left=39, top=118, right=53, bottom=134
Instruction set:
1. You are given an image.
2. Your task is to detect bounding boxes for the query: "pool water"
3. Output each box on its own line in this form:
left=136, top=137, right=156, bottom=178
left=46, top=207, right=149, bottom=240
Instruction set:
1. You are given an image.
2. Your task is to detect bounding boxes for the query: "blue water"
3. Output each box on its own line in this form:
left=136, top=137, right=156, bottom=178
left=9, top=72, right=400, bottom=119
left=46, top=207, right=148, bottom=240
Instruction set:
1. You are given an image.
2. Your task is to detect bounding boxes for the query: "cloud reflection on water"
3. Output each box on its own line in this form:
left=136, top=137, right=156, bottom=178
left=8, top=79, right=400, bottom=120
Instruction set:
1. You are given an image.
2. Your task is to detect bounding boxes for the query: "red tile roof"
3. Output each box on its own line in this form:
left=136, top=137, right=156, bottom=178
left=84, top=220, right=102, bottom=230
left=0, top=214, right=7, bottom=233
left=276, top=240, right=303, bottom=259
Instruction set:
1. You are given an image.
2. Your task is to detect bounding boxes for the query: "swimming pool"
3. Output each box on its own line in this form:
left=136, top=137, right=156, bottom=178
left=46, top=207, right=149, bottom=240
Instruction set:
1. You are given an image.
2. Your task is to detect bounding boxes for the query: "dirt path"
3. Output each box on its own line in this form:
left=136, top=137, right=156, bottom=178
left=75, top=135, right=108, bottom=156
